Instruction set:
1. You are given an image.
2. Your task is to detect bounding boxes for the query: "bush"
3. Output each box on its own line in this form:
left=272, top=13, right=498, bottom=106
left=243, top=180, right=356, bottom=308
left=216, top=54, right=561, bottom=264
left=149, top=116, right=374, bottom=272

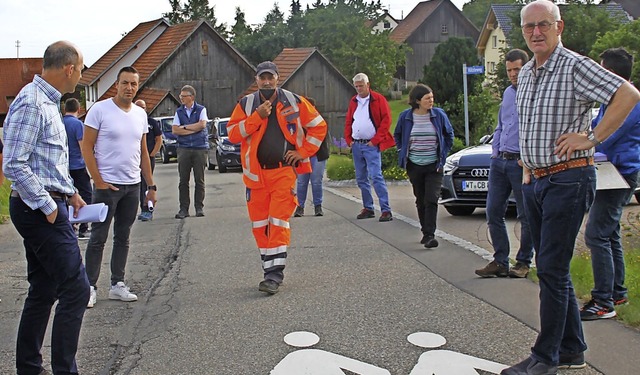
left=326, top=155, right=355, bottom=180
left=451, top=137, right=466, bottom=155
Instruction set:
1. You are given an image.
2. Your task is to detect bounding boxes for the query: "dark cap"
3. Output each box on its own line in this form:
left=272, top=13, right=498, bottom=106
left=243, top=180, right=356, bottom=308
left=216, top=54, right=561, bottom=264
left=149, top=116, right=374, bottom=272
left=256, top=61, right=278, bottom=76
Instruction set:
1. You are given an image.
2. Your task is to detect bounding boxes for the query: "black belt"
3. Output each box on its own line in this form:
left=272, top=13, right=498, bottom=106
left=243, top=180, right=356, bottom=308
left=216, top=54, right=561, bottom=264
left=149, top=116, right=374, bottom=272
left=353, top=139, right=370, bottom=144
left=260, top=161, right=290, bottom=170
left=499, top=151, right=520, bottom=160
left=11, top=190, right=68, bottom=201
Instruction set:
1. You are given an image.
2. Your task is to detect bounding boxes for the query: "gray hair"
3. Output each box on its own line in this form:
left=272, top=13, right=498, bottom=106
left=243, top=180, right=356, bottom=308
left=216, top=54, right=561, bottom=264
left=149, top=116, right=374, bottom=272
left=352, top=73, right=369, bottom=84
left=43, top=41, right=80, bottom=70
left=521, top=0, right=561, bottom=23
left=181, top=85, right=196, bottom=97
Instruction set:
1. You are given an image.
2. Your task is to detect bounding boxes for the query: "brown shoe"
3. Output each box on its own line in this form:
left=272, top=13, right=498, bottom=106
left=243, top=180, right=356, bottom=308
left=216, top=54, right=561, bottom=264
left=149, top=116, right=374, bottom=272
left=379, top=211, right=393, bottom=222
left=475, top=260, right=508, bottom=278
left=356, top=208, right=375, bottom=219
left=508, top=262, right=530, bottom=278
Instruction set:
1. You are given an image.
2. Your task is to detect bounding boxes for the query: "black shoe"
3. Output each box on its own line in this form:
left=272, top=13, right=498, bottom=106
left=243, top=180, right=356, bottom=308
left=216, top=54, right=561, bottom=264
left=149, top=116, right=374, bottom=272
left=501, top=357, right=557, bottom=375
left=175, top=211, right=190, bottom=219
left=196, top=210, right=205, bottom=217
left=294, top=206, right=304, bottom=217
left=580, top=299, right=616, bottom=320
left=78, top=229, right=91, bottom=239
left=558, top=352, right=586, bottom=369
left=314, top=205, right=323, bottom=216
left=258, top=279, right=279, bottom=295
left=475, top=260, right=509, bottom=278
left=356, top=208, right=375, bottom=219
left=424, top=237, right=439, bottom=248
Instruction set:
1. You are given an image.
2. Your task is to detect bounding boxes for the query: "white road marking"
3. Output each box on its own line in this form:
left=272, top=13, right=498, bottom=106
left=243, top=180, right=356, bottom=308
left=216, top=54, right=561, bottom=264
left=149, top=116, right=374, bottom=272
left=407, top=332, right=446, bottom=348
left=284, top=331, right=320, bottom=347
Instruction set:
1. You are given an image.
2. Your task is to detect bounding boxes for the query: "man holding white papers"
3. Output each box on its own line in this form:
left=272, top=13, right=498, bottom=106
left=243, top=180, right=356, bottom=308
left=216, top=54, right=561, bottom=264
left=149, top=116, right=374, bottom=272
left=581, top=48, right=640, bottom=321
left=82, top=66, right=157, bottom=308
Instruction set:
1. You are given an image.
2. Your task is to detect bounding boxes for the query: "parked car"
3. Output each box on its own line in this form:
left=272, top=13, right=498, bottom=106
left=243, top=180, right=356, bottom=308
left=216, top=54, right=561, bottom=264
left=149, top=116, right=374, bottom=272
left=439, top=135, right=516, bottom=216
left=154, top=116, right=178, bottom=164
left=207, top=117, right=240, bottom=173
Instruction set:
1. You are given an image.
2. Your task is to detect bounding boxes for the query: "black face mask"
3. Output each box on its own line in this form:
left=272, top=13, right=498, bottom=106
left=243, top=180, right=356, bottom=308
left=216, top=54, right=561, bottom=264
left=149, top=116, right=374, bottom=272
left=260, top=89, right=275, bottom=99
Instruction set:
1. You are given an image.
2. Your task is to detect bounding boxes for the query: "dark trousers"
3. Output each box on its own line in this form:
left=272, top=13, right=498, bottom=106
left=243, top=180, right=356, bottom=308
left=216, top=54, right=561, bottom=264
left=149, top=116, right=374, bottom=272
left=406, top=160, right=443, bottom=238
left=177, top=148, right=207, bottom=212
left=10, top=197, right=90, bottom=375
left=139, top=157, right=156, bottom=211
left=69, top=168, right=92, bottom=233
left=522, top=167, right=595, bottom=365
left=85, top=184, right=139, bottom=287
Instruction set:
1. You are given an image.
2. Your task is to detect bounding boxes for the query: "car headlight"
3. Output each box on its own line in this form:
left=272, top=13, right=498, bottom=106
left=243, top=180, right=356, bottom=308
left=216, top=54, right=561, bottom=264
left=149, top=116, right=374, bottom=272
left=165, top=139, right=177, bottom=144
left=443, top=155, right=460, bottom=174
left=220, top=143, right=235, bottom=151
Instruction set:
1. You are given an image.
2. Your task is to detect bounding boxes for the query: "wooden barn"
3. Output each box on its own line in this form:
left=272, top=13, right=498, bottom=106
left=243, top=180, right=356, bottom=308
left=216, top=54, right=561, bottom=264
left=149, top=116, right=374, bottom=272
left=242, top=48, right=356, bottom=144
left=390, top=0, right=479, bottom=85
left=79, top=18, right=255, bottom=118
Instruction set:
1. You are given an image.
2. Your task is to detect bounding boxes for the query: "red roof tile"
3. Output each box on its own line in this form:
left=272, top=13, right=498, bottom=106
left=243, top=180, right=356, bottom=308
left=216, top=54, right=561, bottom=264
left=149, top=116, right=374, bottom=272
left=390, top=0, right=443, bottom=43
left=135, top=87, right=176, bottom=113
left=242, top=47, right=317, bottom=96
left=0, top=58, right=43, bottom=114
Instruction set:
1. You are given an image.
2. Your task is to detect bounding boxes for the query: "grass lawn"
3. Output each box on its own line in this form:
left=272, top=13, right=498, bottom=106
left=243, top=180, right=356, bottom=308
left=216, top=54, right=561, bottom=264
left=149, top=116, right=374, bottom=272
left=0, top=178, right=9, bottom=223
left=388, top=95, right=410, bottom=132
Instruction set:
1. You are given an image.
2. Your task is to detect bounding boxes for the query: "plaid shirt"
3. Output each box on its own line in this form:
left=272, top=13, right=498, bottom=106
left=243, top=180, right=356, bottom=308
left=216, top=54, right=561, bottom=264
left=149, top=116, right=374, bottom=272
left=517, top=43, right=625, bottom=169
left=2, top=75, right=76, bottom=215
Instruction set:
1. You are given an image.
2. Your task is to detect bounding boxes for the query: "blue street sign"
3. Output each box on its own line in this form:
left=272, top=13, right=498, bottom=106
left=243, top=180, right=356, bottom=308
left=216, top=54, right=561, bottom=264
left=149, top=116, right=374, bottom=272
left=466, top=66, right=485, bottom=75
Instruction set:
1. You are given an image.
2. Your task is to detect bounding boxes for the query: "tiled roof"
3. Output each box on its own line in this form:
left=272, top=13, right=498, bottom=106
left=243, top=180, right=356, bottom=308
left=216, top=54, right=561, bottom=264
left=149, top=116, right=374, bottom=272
left=0, top=58, right=42, bottom=114
left=135, top=87, right=176, bottom=114
left=609, top=0, right=640, bottom=19
left=98, top=20, right=200, bottom=101
left=492, top=3, right=629, bottom=41
left=390, top=0, right=443, bottom=43
left=80, top=19, right=166, bottom=86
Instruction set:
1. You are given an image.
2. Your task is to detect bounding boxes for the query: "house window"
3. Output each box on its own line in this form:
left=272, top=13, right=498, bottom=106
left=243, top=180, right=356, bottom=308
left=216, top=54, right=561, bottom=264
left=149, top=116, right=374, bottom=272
left=441, top=24, right=448, bottom=34
left=492, top=36, right=497, bottom=49
left=490, top=62, right=496, bottom=72
left=201, top=40, right=209, bottom=56
left=383, top=21, right=390, bottom=29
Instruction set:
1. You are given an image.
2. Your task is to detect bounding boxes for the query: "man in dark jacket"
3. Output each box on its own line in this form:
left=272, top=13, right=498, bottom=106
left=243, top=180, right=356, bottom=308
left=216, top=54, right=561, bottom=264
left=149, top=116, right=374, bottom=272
left=344, top=73, right=395, bottom=222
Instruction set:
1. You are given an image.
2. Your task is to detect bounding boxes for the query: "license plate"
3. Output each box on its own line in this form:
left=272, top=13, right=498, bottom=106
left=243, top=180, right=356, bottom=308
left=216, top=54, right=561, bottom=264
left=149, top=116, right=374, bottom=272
left=462, top=180, right=488, bottom=191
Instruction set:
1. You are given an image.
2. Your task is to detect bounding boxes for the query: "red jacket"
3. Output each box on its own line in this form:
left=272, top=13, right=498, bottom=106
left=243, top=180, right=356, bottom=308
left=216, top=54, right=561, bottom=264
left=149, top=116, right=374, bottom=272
left=344, top=89, right=395, bottom=151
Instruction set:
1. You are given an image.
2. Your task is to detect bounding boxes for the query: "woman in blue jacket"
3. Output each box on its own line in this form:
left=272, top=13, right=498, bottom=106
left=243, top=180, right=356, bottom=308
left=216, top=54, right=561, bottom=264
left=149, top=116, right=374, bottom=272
left=394, top=84, right=454, bottom=248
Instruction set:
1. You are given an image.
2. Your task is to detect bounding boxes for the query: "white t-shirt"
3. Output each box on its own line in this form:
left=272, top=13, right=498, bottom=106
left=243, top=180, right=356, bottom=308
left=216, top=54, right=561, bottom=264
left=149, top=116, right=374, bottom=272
left=352, top=95, right=376, bottom=140
left=85, top=98, right=148, bottom=184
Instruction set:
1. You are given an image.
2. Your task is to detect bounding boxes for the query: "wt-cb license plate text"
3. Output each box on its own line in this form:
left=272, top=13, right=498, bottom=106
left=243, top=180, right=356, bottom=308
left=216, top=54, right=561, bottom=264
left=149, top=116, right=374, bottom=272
left=462, top=180, right=488, bottom=191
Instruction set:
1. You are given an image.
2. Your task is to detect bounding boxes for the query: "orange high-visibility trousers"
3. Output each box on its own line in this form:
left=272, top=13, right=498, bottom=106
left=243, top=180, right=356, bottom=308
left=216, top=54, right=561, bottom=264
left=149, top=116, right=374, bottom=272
left=246, top=167, right=298, bottom=283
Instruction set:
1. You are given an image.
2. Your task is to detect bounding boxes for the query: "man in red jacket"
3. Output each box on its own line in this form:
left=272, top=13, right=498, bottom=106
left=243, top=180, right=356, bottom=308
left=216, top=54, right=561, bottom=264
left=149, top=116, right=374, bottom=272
left=344, top=73, right=395, bottom=221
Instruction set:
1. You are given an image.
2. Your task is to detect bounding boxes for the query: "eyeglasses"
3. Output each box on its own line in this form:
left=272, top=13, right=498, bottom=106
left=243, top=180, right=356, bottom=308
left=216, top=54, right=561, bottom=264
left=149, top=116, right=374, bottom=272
left=521, top=20, right=558, bottom=34
left=179, top=94, right=193, bottom=98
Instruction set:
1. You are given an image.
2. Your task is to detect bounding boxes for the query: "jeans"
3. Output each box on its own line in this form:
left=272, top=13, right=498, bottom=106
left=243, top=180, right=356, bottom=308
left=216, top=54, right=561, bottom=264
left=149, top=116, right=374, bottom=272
left=522, top=166, right=595, bottom=365
left=351, top=142, right=390, bottom=212
left=296, top=156, right=326, bottom=207
left=177, top=148, right=207, bottom=213
left=584, top=171, right=638, bottom=308
left=10, top=197, right=90, bottom=375
left=406, top=160, right=442, bottom=238
left=486, top=158, right=534, bottom=267
left=85, top=183, right=140, bottom=287
left=69, top=168, right=93, bottom=233
left=139, top=156, right=156, bottom=211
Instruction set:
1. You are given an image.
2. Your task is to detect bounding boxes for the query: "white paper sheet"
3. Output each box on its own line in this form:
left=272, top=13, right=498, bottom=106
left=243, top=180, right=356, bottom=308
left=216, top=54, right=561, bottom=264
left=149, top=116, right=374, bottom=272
left=68, top=203, right=108, bottom=223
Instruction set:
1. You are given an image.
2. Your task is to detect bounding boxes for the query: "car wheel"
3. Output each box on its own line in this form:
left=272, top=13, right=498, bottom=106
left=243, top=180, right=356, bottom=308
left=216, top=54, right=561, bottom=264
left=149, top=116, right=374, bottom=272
left=444, top=206, right=475, bottom=216
left=162, top=146, right=170, bottom=164
left=208, top=157, right=216, bottom=170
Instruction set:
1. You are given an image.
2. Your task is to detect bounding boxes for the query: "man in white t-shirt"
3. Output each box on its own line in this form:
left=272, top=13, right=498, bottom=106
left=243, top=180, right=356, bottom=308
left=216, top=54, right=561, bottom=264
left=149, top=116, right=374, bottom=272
left=81, top=66, right=157, bottom=308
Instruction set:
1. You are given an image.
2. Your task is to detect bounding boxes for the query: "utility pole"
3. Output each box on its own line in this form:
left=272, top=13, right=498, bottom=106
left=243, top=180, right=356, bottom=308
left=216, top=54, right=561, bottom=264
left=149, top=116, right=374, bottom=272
left=15, top=40, right=20, bottom=58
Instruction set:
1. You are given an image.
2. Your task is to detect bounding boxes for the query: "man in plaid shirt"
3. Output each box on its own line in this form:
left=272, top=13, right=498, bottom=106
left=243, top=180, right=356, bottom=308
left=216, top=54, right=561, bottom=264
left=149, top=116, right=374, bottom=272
left=501, top=1, right=640, bottom=375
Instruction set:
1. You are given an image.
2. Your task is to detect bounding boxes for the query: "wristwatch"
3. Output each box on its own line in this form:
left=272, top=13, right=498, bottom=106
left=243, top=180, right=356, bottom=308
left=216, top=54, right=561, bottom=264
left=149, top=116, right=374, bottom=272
left=147, top=185, right=157, bottom=191
left=587, top=130, right=601, bottom=146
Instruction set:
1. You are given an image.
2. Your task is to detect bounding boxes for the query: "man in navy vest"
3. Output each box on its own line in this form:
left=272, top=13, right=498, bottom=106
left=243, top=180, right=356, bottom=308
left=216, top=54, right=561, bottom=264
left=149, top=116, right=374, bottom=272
left=172, top=85, right=209, bottom=219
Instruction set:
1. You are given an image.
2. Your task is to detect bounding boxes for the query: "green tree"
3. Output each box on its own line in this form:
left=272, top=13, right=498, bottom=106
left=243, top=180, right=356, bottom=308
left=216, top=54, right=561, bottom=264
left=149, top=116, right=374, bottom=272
left=164, top=0, right=228, bottom=37
left=591, top=19, right=640, bottom=87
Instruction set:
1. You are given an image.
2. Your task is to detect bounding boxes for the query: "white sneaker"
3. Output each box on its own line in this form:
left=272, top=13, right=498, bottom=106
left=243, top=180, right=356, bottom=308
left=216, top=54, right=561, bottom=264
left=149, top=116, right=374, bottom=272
left=108, top=282, right=138, bottom=302
left=87, top=286, right=96, bottom=308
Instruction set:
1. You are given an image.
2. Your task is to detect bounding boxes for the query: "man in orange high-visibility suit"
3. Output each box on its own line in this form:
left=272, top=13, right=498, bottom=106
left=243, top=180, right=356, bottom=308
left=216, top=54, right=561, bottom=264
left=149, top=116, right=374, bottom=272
left=228, top=61, right=327, bottom=295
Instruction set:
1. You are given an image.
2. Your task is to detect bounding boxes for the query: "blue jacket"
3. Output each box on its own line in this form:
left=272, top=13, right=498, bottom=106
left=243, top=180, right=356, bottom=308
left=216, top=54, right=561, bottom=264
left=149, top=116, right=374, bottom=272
left=176, top=102, right=208, bottom=149
left=394, top=107, right=455, bottom=170
left=592, top=102, right=640, bottom=176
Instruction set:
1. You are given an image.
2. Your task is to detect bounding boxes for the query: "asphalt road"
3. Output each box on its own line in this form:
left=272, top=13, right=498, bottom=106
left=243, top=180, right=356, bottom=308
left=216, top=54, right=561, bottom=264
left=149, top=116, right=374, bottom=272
left=0, top=163, right=638, bottom=374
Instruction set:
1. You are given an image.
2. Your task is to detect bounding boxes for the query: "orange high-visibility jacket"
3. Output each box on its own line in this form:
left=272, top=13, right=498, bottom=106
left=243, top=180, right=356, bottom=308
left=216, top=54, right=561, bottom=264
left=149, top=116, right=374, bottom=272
left=227, top=89, right=327, bottom=189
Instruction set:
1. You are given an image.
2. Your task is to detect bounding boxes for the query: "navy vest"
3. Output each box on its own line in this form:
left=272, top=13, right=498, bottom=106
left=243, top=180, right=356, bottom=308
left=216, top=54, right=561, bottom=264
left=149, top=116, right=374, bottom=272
left=176, top=102, right=208, bottom=149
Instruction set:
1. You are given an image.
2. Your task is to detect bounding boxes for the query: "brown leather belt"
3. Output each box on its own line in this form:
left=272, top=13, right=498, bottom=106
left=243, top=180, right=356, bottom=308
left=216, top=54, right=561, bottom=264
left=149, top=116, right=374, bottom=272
left=532, top=157, right=594, bottom=179
left=10, top=190, right=67, bottom=200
